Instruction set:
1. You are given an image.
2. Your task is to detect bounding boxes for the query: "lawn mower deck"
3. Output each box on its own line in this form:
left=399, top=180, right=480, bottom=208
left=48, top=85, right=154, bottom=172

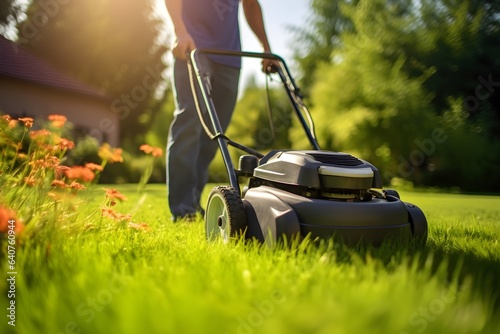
left=242, top=150, right=425, bottom=245
left=189, top=49, right=428, bottom=246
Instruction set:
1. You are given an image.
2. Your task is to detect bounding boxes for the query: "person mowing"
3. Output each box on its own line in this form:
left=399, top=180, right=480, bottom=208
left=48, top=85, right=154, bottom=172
left=165, top=0, right=276, bottom=221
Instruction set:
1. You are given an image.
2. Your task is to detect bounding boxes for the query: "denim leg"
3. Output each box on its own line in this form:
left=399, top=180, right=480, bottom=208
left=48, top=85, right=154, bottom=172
left=166, top=58, right=204, bottom=218
left=167, top=57, right=240, bottom=218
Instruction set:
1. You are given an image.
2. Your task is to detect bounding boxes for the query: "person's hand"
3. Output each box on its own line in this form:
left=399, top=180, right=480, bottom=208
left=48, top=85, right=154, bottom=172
left=262, top=58, right=280, bottom=74
left=172, top=32, right=196, bottom=60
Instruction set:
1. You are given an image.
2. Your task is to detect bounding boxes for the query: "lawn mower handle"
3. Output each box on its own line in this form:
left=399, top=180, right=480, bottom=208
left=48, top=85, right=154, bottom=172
left=192, top=49, right=320, bottom=149
left=197, top=49, right=298, bottom=93
left=187, top=49, right=320, bottom=193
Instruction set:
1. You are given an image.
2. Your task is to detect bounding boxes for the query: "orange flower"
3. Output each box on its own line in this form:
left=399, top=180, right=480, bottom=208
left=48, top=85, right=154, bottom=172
left=104, top=188, right=127, bottom=201
left=47, top=192, right=62, bottom=201
left=55, top=165, right=70, bottom=180
left=140, top=144, right=163, bottom=158
left=64, top=166, right=95, bottom=182
left=1, top=115, right=18, bottom=128
left=0, top=205, right=24, bottom=235
left=152, top=148, right=163, bottom=157
left=0, top=205, right=16, bottom=233
left=85, top=162, right=104, bottom=172
left=57, top=138, right=75, bottom=150
left=51, top=180, right=67, bottom=188
left=101, top=208, right=131, bottom=222
left=24, top=176, right=36, bottom=186
left=48, top=114, right=67, bottom=128
left=30, top=156, right=60, bottom=170
left=30, top=159, right=46, bottom=168
left=29, top=129, right=51, bottom=141
left=46, top=155, right=60, bottom=168
left=18, top=117, right=34, bottom=128
left=117, top=212, right=132, bottom=222
left=98, top=143, right=124, bottom=163
left=69, top=181, right=86, bottom=190
left=128, top=222, right=150, bottom=231
left=101, top=207, right=116, bottom=220
left=56, top=165, right=70, bottom=174
left=139, top=144, right=154, bottom=154
left=9, top=120, right=18, bottom=128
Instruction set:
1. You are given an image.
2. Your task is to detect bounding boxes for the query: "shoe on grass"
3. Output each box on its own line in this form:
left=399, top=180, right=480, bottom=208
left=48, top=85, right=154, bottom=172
left=171, top=211, right=202, bottom=223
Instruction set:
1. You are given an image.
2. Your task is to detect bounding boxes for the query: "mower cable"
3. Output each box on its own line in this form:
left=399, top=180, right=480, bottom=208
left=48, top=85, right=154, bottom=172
left=265, top=73, right=276, bottom=141
left=187, top=57, right=218, bottom=141
left=290, top=88, right=317, bottom=143
left=302, top=100, right=318, bottom=143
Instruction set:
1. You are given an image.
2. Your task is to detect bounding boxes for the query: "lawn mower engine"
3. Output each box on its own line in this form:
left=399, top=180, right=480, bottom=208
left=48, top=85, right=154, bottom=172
left=237, top=150, right=428, bottom=246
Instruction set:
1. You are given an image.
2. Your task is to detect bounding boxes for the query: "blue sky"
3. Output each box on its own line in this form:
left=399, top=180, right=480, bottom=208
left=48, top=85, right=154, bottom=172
left=238, top=0, right=310, bottom=85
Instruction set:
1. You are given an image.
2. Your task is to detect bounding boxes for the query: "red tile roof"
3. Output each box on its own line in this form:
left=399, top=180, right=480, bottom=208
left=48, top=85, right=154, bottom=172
left=0, top=36, right=109, bottom=101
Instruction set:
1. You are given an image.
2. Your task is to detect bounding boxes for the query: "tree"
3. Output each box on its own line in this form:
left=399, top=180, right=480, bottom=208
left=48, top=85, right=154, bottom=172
left=414, top=0, right=500, bottom=140
left=292, top=0, right=500, bottom=190
left=292, top=0, right=437, bottom=183
left=291, top=0, right=359, bottom=95
left=17, top=0, right=169, bottom=146
left=294, top=0, right=500, bottom=124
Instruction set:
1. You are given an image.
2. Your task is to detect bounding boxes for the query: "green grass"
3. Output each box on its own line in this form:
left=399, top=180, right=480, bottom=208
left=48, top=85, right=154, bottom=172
left=2, top=185, right=500, bottom=334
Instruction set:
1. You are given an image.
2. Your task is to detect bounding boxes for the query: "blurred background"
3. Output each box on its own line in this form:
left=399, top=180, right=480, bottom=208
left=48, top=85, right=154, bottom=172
left=1, top=0, right=499, bottom=192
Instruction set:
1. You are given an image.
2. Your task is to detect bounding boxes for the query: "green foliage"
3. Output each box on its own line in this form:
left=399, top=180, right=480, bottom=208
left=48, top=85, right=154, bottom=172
left=144, top=92, right=175, bottom=152
left=291, top=0, right=500, bottom=191
left=293, top=1, right=437, bottom=183
left=428, top=99, right=500, bottom=190
left=56, top=134, right=166, bottom=185
left=291, top=0, right=359, bottom=94
left=99, top=151, right=165, bottom=185
left=415, top=0, right=500, bottom=111
left=64, top=136, right=101, bottom=166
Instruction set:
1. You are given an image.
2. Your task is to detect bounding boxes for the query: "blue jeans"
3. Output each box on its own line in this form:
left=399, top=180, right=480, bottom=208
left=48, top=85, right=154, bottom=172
left=166, top=56, right=240, bottom=219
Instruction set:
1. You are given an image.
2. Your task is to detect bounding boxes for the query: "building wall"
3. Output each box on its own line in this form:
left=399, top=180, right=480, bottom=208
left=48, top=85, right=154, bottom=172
left=0, top=78, right=119, bottom=146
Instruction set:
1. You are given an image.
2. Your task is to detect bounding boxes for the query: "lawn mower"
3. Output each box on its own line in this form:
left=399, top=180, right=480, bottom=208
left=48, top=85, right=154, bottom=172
left=188, top=49, right=428, bottom=246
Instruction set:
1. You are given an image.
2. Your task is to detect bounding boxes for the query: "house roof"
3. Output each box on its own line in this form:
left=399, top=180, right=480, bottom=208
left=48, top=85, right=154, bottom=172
left=0, top=36, right=109, bottom=101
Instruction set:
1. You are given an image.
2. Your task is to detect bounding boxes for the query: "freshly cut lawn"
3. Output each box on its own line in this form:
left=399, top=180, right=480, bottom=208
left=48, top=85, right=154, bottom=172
left=3, top=185, right=500, bottom=334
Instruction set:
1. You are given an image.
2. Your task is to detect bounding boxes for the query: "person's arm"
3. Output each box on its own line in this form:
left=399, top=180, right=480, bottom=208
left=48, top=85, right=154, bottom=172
left=165, top=0, right=196, bottom=59
left=242, top=0, right=277, bottom=72
left=242, top=0, right=271, bottom=52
